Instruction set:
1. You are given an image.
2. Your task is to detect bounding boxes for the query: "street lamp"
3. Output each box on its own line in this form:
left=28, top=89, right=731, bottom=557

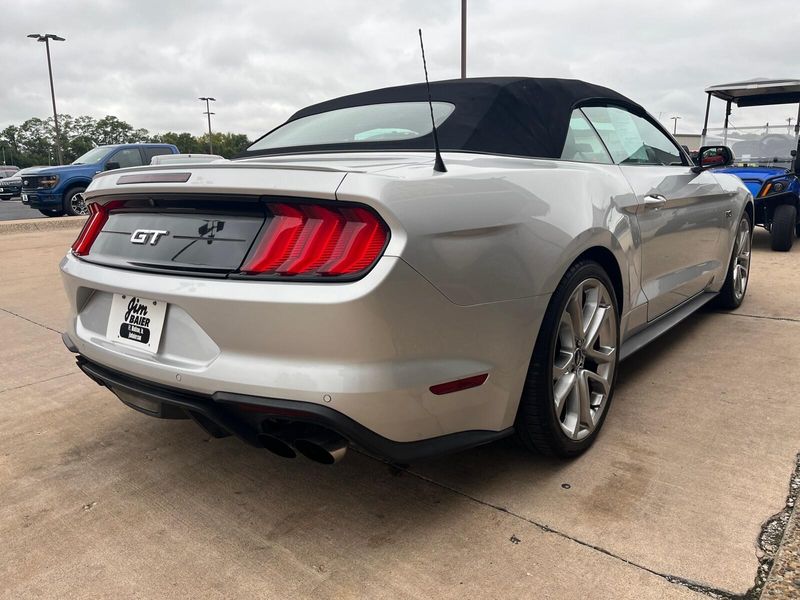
left=460, top=0, right=467, bottom=79
left=28, top=33, right=65, bottom=165
left=670, top=115, right=681, bottom=135
left=198, top=97, right=216, bottom=154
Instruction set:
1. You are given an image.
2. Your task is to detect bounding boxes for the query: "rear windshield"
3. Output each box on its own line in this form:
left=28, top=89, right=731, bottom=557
left=248, top=102, right=455, bottom=152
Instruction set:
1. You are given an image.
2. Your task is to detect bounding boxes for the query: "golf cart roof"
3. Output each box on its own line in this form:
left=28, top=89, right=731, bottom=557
left=705, top=78, right=800, bottom=107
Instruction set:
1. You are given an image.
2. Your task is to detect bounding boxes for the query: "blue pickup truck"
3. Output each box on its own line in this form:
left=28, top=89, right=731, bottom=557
left=21, top=143, right=179, bottom=216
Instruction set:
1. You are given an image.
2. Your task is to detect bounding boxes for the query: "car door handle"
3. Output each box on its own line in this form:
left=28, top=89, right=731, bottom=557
left=643, top=194, right=667, bottom=209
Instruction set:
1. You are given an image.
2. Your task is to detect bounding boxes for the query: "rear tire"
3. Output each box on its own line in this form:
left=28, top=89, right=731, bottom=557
left=63, top=186, right=88, bottom=217
left=770, top=204, right=796, bottom=251
left=515, top=260, right=619, bottom=457
left=716, top=212, right=752, bottom=310
left=38, top=208, right=65, bottom=217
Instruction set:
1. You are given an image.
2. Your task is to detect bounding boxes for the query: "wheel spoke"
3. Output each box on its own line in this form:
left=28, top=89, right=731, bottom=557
left=737, top=228, right=747, bottom=252
left=566, top=285, right=584, bottom=339
left=584, top=304, right=610, bottom=349
left=585, top=343, right=616, bottom=364
left=585, top=369, right=611, bottom=398
left=553, top=349, right=575, bottom=378
left=575, top=370, right=591, bottom=437
left=554, top=371, right=577, bottom=416
left=580, top=287, right=600, bottom=337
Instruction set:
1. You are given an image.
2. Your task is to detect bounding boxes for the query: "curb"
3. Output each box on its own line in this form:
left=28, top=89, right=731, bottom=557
left=760, top=457, right=800, bottom=599
left=0, top=216, right=86, bottom=235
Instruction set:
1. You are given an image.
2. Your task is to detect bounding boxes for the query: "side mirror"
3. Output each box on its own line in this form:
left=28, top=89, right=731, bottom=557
left=104, top=161, right=120, bottom=171
left=691, top=146, right=734, bottom=173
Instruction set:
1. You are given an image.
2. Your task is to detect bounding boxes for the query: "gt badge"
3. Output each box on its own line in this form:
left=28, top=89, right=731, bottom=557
left=130, top=229, right=169, bottom=245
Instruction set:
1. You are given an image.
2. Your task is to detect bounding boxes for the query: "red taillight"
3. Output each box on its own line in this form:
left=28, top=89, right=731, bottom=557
left=241, top=202, right=388, bottom=278
left=71, top=201, right=123, bottom=256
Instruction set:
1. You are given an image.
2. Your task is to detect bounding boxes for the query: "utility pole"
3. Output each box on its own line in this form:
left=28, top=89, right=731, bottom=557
left=199, top=97, right=216, bottom=154
left=460, top=0, right=467, bottom=78
left=1, top=146, right=5, bottom=165
left=670, top=115, right=681, bottom=135
left=28, top=33, right=65, bottom=165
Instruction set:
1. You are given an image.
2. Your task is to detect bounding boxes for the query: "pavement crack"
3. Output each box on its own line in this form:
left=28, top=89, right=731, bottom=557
left=395, top=464, right=743, bottom=599
left=711, top=311, right=800, bottom=324
left=0, top=306, right=62, bottom=334
left=0, top=371, right=78, bottom=395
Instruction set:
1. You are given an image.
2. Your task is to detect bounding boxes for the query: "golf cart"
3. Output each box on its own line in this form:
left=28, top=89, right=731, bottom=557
left=701, top=79, right=800, bottom=251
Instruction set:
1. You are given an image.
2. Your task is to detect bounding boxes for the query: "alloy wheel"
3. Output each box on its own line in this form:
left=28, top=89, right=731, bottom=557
left=732, top=218, right=751, bottom=301
left=552, top=278, right=617, bottom=441
left=70, top=192, right=88, bottom=216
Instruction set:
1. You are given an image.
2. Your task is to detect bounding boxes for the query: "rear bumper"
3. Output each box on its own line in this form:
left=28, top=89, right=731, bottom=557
left=71, top=349, right=513, bottom=463
left=60, top=251, right=548, bottom=444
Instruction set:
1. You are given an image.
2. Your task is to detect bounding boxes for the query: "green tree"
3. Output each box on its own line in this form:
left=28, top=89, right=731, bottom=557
left=153, top=132, right=203, bottom=154
left=0, top=126, right=21, bottom=165
left=94, top=115, right=141, bottom=145
left=1, top=114, right=251, bottom=166
left=65, top=115, right=100, bottom=160
left=200, top=132, right=251, bottom=158
left=16, top=118, right=55, bottom=166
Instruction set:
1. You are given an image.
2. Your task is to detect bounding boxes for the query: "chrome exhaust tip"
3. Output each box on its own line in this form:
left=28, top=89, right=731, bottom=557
left=294, top=432, right=348, bottom=465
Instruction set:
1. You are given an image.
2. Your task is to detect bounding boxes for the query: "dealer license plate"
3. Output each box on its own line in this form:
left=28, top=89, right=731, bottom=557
left=106, top=294, right=167, bottom=353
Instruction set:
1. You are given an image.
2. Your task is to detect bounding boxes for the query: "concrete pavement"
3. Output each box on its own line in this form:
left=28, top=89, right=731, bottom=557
left=0, top=228, right=798, bottom=599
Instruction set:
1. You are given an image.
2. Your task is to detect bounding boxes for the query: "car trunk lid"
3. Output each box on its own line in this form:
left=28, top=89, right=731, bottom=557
left=82, top=196, right=267, bottom=276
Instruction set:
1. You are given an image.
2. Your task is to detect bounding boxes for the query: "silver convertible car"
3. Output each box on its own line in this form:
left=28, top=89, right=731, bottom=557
left=61, top=78, right=753, bottom=464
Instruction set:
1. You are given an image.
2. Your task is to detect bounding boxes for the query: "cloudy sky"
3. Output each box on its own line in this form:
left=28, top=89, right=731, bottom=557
left=2, top=0, right=799, bottom=140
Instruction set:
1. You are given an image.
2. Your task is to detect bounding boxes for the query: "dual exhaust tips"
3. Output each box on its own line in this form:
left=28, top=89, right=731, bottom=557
left=259, top=423, right=347, bottom=465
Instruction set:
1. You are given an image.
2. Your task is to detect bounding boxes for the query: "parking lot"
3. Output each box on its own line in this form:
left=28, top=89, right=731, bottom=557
left=0, top=200, right=45, bottom=222
left=0, top=224, right=798, bottom=599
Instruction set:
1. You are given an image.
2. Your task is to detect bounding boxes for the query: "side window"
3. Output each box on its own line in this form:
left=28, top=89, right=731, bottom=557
left=560, top=109, right=612, bottom=164
left=109, top=148, right=144, bottom=168
left=582, top=106, right=685, bottom=166
left=143, top=147, right=173, bottom=163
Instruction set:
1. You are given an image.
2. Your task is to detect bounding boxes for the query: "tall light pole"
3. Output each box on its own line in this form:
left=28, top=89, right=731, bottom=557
left=199, top=97, right=216, bottom=154
left=28, top=33, right=65, bottom=165
left=460, top=0, right=467, bottom=78
left=670, top=115, right=681, bottom=135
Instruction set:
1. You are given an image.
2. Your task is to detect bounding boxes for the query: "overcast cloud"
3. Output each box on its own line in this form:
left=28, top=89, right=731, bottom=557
left=2, top=0, right=799, bottom=140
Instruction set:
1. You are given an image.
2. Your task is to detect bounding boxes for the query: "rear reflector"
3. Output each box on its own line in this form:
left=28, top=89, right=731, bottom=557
left=71, top=200, right=124, bottom=256
left=241, top=201, right=388, bottom=278
left=429, top=373, right=489, bottom=395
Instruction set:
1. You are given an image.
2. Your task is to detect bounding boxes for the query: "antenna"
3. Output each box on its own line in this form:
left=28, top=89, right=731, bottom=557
left=418, top=29, right=447, bottom=173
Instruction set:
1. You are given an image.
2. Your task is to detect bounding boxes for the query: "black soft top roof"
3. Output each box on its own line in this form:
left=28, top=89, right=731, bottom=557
left=244, top=77, right=643, bottom=160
